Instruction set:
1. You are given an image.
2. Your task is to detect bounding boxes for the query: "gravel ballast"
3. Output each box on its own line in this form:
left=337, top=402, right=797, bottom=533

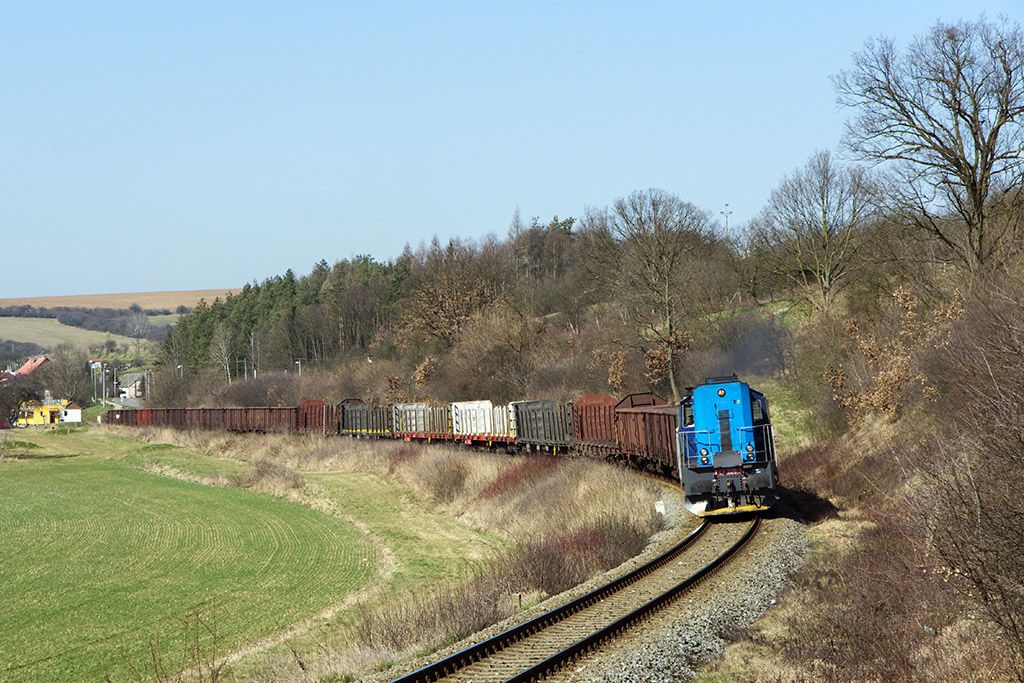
left=556, top=515, right=809, bottom=682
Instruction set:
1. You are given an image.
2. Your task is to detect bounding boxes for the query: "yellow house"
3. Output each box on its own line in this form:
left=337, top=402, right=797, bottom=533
left=16, top=401, right=66, bottom=427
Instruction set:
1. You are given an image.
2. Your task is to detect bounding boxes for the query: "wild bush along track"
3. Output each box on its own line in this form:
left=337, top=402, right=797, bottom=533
left=390, top=516, right=760, bottom=683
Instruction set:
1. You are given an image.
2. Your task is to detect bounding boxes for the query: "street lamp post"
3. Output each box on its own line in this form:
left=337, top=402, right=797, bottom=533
left=720, top=203, right=733, bottom=241
left=294, top=360, right=302, bottom=376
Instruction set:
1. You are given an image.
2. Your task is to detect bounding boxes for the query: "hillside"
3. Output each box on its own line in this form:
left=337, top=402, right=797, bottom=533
left=0, top=289, right=238, bottom=356
left=0, top=317, right=138, bottom=351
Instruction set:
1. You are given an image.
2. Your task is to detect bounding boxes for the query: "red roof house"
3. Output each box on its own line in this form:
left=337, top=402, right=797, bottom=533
left=14, top=356, right=48, bottom=376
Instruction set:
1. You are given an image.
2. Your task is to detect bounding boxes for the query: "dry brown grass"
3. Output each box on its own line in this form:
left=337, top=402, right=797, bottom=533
left=773, top=511, right=1016, bottom=683
left=0, top=289, right=238, bottom=310
left=131, top=428, right=663, bottom=545
left=346, top=454, right=658, bottom=659
left=707, top=514, right=1014, bottom=683
left=265, top=435, right=664, bottom=545
left=231, top=459, right=304, bottom=496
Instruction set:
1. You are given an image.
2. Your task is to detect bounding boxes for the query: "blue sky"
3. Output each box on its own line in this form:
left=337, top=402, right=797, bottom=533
left=1, top=1, right=1020, bottom=297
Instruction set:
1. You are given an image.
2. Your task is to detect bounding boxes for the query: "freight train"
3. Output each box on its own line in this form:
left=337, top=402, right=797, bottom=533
left=107, top=375, right=777, bottom=517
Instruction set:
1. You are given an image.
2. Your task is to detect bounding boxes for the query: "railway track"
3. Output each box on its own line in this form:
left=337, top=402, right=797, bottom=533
left=390, top=516, right=760, bottom=683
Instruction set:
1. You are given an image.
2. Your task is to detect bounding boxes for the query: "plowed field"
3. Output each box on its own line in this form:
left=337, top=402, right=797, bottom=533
left=0, top=289, right=238, bottom=310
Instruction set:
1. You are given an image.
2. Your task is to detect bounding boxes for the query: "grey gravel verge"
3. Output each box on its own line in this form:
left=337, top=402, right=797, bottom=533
left=556, top=516, right=808, bottom=682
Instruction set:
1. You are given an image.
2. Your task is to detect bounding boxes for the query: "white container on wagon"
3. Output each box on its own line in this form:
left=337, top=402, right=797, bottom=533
left=450, top=400, right=516, bottom=437
left=451, top=400, right=493, bottom=435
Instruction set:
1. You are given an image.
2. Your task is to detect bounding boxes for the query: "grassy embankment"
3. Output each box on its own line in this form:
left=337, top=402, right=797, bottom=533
left=116, top=428, right=671, bottom=682
left=694, top=296, right=1019, bottom=681
left=0, top=421, right=669, bottom=683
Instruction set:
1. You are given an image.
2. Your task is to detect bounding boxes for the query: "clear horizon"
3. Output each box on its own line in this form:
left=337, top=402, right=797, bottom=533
left=2, top=1, right=1019, bottom=298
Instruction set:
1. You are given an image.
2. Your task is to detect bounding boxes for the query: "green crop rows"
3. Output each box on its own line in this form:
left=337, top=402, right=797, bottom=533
left=0, top=435, right=377, bottom=682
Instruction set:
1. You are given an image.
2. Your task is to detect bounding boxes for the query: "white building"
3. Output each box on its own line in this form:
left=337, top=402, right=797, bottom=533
left=62, top=402, right=82, bottom=423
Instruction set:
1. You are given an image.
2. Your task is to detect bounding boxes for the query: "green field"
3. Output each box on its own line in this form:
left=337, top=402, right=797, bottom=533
left=147, top=313, right=181, bottom=325
left=0, top=428, right=507, bottom=682
left=0, top=317, right=139, bottom=351
left=0, top=431, right=377, bottom=682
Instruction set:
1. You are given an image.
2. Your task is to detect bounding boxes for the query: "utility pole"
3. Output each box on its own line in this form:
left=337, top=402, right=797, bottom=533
left=720, top=203, right=733, bottom=241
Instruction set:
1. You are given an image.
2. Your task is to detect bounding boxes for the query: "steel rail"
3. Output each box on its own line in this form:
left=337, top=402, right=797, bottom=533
left=503, top=515, right=760, bottom=683
left=388, top=520, right=712, bottom=683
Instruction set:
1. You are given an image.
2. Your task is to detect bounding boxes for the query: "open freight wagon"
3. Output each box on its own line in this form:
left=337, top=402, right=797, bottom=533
left=511, top=399, right=573, bottom=451
left=613, top=393, right=679, bottom=476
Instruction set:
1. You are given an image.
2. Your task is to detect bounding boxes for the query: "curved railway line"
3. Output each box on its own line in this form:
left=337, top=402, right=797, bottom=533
left=390, top=516, right=761, bottom=683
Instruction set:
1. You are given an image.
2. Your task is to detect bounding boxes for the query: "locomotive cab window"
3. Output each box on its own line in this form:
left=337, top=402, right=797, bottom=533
left=683, top=403, right=694, bottom=426
left=750, top=394, right=769, bottom=423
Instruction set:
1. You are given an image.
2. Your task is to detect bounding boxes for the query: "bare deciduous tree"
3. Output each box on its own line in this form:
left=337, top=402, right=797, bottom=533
left=0, top=378, right=41, bottom=423
left=447, top=301, right=545, bottom=401
left=128, top=312, right=151, bottom=338
left=128, top=312, right=151, bottom=358
left=399, top=273, right=493, bottom=349
left=38, top=344, right=91, bottom=403
left=836, top=17, right=1024, bottom=274
left=751, top=150, right=877, bottom=312
left=583, top=189, right=715, bottom=401
left=209, top=323, right=233, bottom=384
left=161, top=329, right=186, bottom=371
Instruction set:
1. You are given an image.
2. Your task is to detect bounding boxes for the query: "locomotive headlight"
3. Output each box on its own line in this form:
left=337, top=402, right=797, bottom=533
left=700, top=455, right=710, bottom=465
left=746, top=443, right=755, bottom=453
left=717, top=389, right=726, bottom=397
left=700, top=447, right=709, bottom=456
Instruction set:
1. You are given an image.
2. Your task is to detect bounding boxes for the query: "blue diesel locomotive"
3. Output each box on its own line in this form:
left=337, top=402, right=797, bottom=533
left=678, top=376, right=778, bottom=516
